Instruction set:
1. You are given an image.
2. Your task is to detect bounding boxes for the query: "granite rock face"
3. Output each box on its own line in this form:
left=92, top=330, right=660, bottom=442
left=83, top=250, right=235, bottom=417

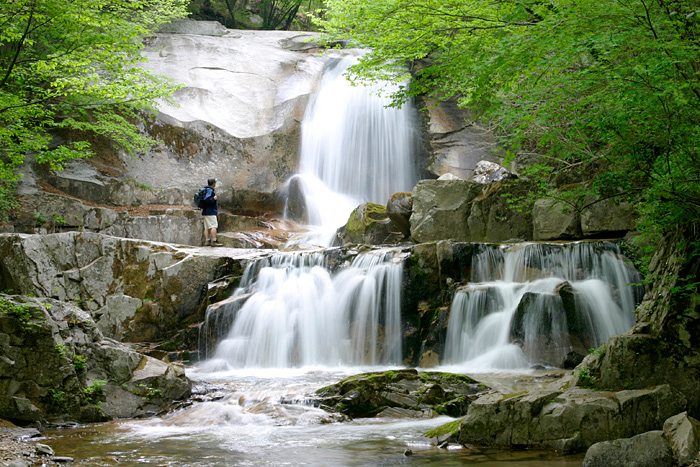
left=0, top=295, right=190, bottom=423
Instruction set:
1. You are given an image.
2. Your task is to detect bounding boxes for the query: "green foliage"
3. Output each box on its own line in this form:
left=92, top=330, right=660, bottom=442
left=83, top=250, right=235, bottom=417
left=83, top=379, right=106, bottom=403
left=0, top=0, right=188, bottom=221
left=316, top=0, right=700, bottom=248
left=48, top=388, right=66, bottom=410
left=73, top=354, right=87, bottom=371
left=0, top=297, right=42, bottom=329
left=133, top=383, right=162, bottom=400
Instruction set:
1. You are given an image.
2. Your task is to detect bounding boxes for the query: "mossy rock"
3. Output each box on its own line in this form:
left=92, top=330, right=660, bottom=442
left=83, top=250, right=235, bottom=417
left=315, top=369, right=488, bottom=419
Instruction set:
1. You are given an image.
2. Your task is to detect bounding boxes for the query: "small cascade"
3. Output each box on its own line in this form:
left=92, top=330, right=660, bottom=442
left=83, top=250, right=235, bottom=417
left=444, top=242, right=644, bottom=371
left=283, top=53, right=418, bottom=243
left=201, top=249, right=405, bottom=369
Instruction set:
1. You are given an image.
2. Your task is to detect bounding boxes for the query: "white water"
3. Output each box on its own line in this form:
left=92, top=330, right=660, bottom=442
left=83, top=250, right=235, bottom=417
left=443, top=242, right=643, bottom=372
left=283, top=53, right=418, bottom=244
left=203, top=249, right=405, bottom=368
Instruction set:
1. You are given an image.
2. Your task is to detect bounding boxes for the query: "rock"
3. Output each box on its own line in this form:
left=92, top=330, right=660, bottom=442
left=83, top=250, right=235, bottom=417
left=7, top=460, right=29, bottom=467
left=52, top=457, right=75, bottom=463
left=282, top=176, right=307, bottom=223
left=158, top=19, right=230, bottom=36
left=410, top=179, right=483, bottom=243
left=459, top=384, right=686, bottom=453
left=334, top=203, right=403, bottom=245
left=471, top=161, right=516, bottom=184
left=466, top=179, right=534, bottom=242
left=581, top=197, right=637, bottom=237
left=0, top=295, right=191, bottom=423
left=315, top=369, right=487, bottom=418
left=562, top=351, right=585, bottom=369
left=0, top=232, right=258, bottom=343
left=533, top=198, right=581, bottom=240
left=34, top=443, right=53, bottom=456
left=423, top=418, right=462, bottom=446
left=419, top=97, right=504, bottom=180
left=663, top=412, right=700, bottom=466
left=386, top=192, right=413, bottom=237
left=437, top=173, right=462, bottom=180
left=509, top=291, right=572, bottom=366
left=582, top=431, right=673, bottom=467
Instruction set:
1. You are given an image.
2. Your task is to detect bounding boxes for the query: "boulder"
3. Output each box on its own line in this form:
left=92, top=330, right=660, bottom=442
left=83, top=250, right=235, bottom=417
left=458, top=384, right=686, bottom=453
left=581, top=197, right=637, bottom=237
left=334, top=203, right=403, bottom=245
left=315, top=369, right=488, bottom=418
left=582, top=431, right=673, bottom=467
left=157, top=19, right=230, bottom=36
left=386, top=192, right=413, bottom=237
left=471, top=161, right=517, bottom=184
left=466, top=179, right=534, bottom=242
left=533, top=198, right=581, bottom=240
left=663, top=412, right=700, bottom=466
left=0, top=232, right=267, bottom=343
left=0, top=295, right=191, bottom=423
left=410, top=179, right=482, bottom=243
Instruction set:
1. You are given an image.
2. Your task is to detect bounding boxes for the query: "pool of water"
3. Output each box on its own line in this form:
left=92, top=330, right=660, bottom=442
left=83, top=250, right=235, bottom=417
left=39, top=367, right=584, bottom=466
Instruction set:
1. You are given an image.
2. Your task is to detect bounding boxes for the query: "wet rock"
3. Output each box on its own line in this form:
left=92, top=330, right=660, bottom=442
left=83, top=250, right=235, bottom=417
left=334, top=203, right=403, bottom=245
left=582, top=431, right=673, bottom=467
left=663, top=412, right=700, bottom=466
left=458, top=384, right=686, bottom=453
left=466, top=179, right=534, bottom=243
left=422, top=418, right=462, bottom=446
left=471, top=161, right=517, bottom=184
left=315, top=369, right=487, bottom=418
left=386, top=192, right=412, bottom=237
left=34, top=443, right=53, bottom=456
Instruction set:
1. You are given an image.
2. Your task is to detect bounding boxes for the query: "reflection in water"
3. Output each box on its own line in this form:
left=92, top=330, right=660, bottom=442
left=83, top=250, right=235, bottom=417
left=40, top=369, right=584, bottom=467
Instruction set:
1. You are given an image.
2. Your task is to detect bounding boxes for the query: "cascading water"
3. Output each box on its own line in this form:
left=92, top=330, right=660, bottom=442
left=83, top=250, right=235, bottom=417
left=443, top=242, right=644, bottom=371
left=200, top=249, right=405, bottom=369
left=283, top=53, right=418, bottom=243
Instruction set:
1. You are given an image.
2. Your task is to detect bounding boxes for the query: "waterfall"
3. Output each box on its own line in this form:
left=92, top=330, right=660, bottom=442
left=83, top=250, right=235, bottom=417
left=444, top=242, right=644, bottom=371
left=283, top=53, right=418, bottom=242
left=201, top=250, right=405, bottom=369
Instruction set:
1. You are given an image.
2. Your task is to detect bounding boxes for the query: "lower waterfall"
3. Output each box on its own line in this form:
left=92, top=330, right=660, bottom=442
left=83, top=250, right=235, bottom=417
left=443, top=242, right=644, bottom=371
left=201, top=249, right=405, bottom=369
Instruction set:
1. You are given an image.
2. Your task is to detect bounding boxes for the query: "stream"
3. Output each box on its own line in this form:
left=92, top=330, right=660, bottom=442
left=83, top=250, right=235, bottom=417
left=40, top=367, right=585, bottom=466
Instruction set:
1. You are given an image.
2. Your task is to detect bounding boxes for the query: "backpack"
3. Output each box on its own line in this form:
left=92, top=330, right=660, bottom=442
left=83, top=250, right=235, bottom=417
left=193, top=186, right=208, bottom=209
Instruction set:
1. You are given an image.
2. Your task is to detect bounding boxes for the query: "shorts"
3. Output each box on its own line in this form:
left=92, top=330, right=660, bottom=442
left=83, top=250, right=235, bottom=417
left=203, top=215, right=218, bottom=230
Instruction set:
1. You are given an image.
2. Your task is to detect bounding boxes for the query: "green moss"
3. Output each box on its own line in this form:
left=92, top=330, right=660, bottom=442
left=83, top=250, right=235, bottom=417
left=424, top=419, right=462, bottom=439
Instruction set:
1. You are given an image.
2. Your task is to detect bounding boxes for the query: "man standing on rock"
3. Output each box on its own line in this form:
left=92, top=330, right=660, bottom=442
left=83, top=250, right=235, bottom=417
left=202, top=178, right=223, bottom=247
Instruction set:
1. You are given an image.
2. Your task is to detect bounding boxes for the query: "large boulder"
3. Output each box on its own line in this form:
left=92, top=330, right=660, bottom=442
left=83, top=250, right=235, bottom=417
left=410, top=179, right=483, bottom=243
left=0, top=232, right=268, bottom=343
left=315, top=369, right=488, bottom=418
left=663, top=412, right=700, bottom=466
left=386, top=192, right=413, bottom=237
left=0, top=295, right=191, bottom=423
left=581, top=197, right=637, bottom=237
left=458, top=384, right=686, bottom=453
left=582, top=431, right=674, bottom=467
left=533, top=198, right=581, bottom=240
left=334, top=203, right=403, bottom=245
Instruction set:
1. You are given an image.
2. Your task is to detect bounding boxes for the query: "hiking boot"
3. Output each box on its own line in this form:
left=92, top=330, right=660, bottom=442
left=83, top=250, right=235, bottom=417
left=211, top=241, right=224, bottom=247
left=203, top=240, right=211, bottom=247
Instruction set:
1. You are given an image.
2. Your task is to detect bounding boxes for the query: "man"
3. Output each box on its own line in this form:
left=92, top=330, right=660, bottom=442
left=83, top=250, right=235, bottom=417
left=201, top=178, right=223, bottom=247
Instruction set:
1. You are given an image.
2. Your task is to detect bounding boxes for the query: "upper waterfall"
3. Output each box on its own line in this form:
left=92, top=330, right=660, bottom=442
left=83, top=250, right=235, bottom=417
left=284, top=53, right=418, bottom=242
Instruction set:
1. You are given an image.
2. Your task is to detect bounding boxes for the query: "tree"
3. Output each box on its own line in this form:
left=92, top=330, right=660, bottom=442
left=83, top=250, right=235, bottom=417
left=315, top=0, right=700, bottom=246
left=0, top=0, right=188, bottom=219
left=260, top=0, right=303, bottom=30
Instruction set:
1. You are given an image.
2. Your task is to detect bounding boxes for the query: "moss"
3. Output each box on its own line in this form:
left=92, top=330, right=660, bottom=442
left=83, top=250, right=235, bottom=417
left=424, top=419, right=462, bottom=439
